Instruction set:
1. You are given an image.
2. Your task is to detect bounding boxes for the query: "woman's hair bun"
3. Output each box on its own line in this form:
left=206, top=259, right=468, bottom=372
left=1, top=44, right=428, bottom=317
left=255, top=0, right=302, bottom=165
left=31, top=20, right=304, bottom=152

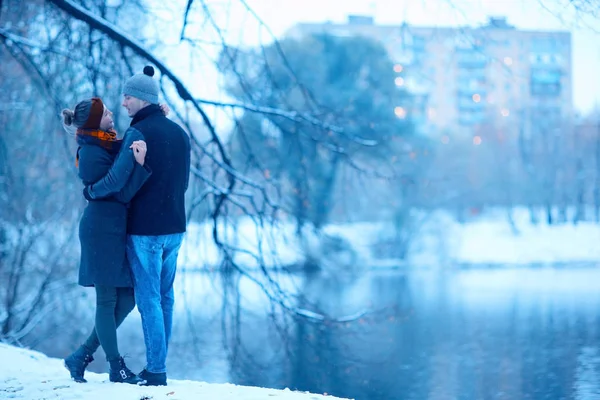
left=62, top=109, right=75, bottom=126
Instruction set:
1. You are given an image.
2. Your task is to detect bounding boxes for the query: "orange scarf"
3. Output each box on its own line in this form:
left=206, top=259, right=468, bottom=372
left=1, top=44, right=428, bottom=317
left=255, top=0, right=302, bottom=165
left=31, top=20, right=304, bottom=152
left=75, top=128, right=121, bottom=167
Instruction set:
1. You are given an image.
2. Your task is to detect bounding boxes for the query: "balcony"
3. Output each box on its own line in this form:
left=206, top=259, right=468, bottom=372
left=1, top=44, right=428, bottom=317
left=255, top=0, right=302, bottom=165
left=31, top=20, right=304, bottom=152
left=457, top=84, right=487, bottom=95
left=459, top=110, right=485, bottom=125
left=530, top=82, right=561, bottom=97
left=458, top=68, right=486, bottom=80
left=531, top=68, right=562, bottom=83
left=456, top=50, right=488, bottom=69
left=530, top=68, right=562, bottom=97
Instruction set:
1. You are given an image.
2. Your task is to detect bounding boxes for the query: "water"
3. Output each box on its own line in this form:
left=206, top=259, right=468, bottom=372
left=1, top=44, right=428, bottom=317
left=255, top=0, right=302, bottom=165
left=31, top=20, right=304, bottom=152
left=44, top=267, right=600, bottom=400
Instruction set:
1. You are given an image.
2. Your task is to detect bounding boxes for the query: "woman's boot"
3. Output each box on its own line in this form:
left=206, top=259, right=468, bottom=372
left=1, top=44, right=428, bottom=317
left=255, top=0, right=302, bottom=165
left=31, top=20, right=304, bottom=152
left=64, top=346, right=94, bottom=383
left=108, top=357, right=142, bottom=384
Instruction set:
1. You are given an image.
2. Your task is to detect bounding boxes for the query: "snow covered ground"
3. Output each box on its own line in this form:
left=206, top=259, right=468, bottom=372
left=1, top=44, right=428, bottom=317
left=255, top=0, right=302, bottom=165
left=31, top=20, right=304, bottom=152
left=0, top=344, right=349, bottom=400
left=178, top=207, right=600, bottom=269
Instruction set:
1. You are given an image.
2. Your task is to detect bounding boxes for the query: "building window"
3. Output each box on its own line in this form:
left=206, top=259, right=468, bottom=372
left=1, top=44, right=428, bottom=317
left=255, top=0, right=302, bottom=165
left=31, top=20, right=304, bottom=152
left=531, top=37, right=563, bottom=53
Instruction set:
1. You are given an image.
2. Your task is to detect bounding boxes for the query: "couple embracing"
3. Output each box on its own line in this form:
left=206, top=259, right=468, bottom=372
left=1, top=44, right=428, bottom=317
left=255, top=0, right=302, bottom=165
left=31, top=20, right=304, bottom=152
left=61, top=66, right=190, bottom=387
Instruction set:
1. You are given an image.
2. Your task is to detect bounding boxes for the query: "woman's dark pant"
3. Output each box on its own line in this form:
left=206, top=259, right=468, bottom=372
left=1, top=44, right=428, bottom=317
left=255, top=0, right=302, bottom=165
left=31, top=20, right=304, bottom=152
left=81, top=286, right=135, bottom=361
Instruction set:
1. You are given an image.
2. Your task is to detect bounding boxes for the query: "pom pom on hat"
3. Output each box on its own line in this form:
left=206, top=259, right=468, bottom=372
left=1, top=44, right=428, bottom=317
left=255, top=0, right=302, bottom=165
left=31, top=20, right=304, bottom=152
left=143, top=65, right=155, bottom=77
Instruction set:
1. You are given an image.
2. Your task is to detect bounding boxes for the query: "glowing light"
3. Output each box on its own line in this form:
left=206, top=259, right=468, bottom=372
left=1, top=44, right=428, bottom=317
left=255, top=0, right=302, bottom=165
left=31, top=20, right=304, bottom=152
left=501, top=108, right=510, bottom=117
left=394, top=106, right=407, bottom=119
left=394, top=77, right=405, bottom=86
left=472, top=93, right=481, bottom=103
left=393, top=64, right=403, bottom=73
left=428, top=108, right=436, bottom=120
left=504, top=57, right=513, bottom=66
left=473, top=136, right=482, bottom=145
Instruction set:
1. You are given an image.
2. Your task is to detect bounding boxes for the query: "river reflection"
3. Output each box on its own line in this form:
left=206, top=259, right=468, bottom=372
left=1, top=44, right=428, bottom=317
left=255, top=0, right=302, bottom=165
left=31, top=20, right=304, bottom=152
left=45, top=267, right=600, bottom=400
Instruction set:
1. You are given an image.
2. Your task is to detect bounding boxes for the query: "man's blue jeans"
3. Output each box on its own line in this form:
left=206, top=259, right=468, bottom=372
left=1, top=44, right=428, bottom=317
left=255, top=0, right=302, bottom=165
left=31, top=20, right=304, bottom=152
left=126, top=233, right=184, bottom=374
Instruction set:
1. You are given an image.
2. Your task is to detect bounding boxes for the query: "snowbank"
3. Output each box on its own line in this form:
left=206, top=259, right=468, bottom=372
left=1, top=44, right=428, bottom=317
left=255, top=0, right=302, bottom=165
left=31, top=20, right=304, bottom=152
left=0, top=344, right=349, bottom=400
left=452, top=217, right=600, bottom=265
left=178, top=208, right=600, bottom=269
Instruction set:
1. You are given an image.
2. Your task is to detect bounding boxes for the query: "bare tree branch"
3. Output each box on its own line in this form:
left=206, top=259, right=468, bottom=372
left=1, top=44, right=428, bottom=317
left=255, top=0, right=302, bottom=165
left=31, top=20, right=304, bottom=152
left=0, top=27, right=75, bottom=59
left=237, top=0, right=320, bottom=113
left=46, top=0, right=224, bottom=157
left=195, top=97, right=378, bottom=147
left=180, top=0, right=195, bottom=40
left=46, top=0, right=239, bottom=224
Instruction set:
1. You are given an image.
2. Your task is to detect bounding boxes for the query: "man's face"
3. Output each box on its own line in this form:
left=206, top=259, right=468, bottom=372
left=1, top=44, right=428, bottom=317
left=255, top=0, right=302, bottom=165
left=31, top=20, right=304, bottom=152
left=122, top=95, right=146, bottom=117
left=99, top=106, right=114, bottom=131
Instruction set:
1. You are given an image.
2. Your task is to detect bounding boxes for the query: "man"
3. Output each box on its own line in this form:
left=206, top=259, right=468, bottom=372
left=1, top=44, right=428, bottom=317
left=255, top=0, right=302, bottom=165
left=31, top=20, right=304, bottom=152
left=85, top=65, right=191, bottom=386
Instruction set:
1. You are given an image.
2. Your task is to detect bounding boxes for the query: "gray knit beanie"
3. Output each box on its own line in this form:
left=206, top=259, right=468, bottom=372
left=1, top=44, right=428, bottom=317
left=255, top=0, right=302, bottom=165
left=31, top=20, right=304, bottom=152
left=123, top=65, right=159, bottom=104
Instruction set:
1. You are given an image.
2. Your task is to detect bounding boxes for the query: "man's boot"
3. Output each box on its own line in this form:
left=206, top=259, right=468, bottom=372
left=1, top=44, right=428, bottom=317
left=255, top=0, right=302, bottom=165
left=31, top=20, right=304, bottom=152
left=138, top=368, right=167, bottom=386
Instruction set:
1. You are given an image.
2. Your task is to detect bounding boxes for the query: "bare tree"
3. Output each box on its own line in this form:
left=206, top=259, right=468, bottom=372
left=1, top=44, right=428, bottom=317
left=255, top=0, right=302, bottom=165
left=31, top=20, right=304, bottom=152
left=0, top=0, right=148, bottom=344
left=1, top=0, right=381, bottom=354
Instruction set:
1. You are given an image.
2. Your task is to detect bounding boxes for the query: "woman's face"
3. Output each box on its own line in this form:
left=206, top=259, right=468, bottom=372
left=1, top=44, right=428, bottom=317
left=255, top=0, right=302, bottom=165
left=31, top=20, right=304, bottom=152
left=100, top=106, right=114, bottom=131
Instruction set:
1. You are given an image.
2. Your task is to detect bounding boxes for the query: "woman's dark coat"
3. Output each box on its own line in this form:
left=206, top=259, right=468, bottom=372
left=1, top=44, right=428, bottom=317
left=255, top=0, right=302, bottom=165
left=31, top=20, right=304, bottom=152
left=77, top=130, right=151, bottom=287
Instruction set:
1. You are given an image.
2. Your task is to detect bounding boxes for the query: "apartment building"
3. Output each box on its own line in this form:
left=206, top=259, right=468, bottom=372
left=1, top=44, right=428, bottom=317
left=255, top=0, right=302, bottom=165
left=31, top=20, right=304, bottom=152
left=287, top=16, right=572, bottom=138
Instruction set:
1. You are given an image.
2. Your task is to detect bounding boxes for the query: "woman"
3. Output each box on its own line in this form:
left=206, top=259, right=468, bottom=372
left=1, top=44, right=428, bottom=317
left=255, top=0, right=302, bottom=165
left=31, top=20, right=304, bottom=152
left=62, top=97, right=152, bottom=384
